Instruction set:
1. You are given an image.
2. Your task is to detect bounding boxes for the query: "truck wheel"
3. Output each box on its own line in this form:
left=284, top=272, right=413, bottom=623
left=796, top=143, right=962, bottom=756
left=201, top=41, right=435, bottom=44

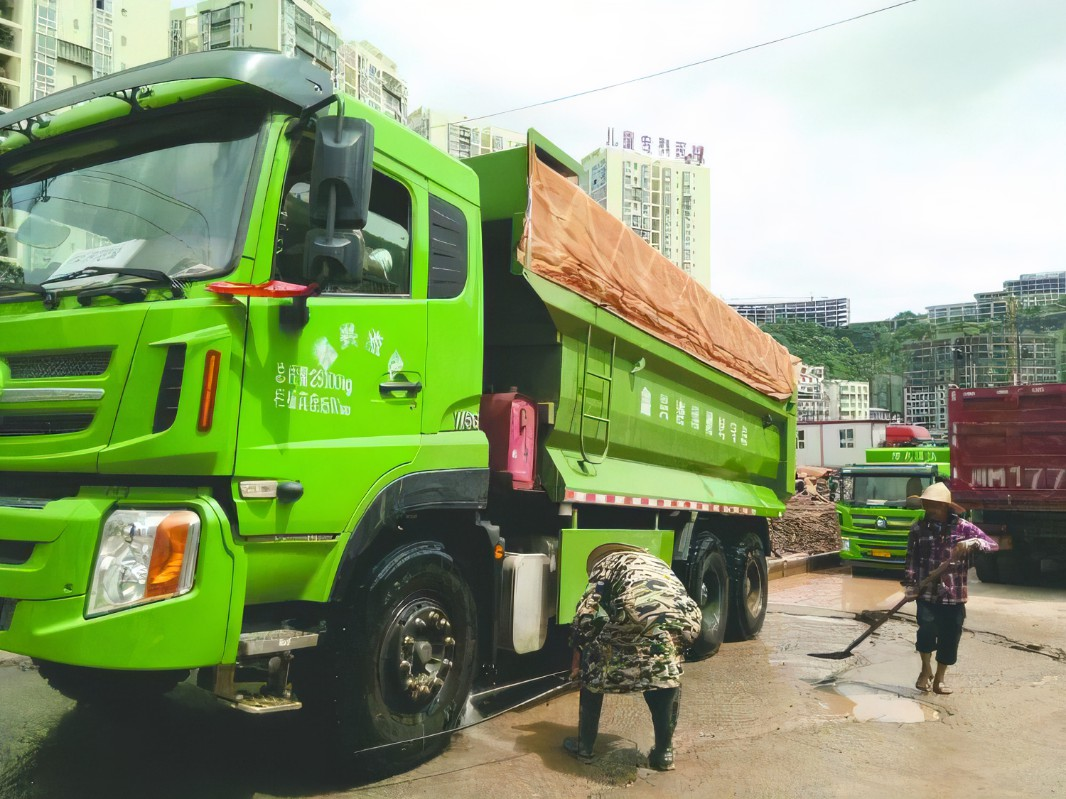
left=996, top=550, right=1041, bottom=586
left=974, top=551, right=1001, bottom=583
left=725, top=532, right=768, bottom=641
left=311, top=541, right=477, bottom=771
left=33, top=661, right=187, bottom=705
left=683, top=536, right=729, bottom=661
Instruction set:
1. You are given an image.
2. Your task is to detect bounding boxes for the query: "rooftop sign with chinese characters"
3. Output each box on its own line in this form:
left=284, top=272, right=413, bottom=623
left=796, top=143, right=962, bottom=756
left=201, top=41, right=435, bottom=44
left=606, top=128, right=705, bottom=165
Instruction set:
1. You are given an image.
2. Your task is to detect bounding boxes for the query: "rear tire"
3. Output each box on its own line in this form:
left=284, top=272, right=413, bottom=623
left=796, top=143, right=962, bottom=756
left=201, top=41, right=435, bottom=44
left=33, top=661, right=187, bottom=705
left=974, top=551, right=1001, bottom=583
left=996, top=550, right=1040, bottom=586
left=725, top=532, right=768, bottom=641
left=299, top=541, right=477, bottom=773
left=682, top=535, right=729, bottom=661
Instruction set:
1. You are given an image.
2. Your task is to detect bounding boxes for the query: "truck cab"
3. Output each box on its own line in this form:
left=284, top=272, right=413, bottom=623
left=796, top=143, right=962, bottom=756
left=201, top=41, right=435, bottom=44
left=836, top=463, right=941, bottom=568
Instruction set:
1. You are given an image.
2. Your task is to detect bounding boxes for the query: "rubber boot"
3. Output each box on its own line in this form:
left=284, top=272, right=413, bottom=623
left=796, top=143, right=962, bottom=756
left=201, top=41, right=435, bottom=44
left=563, top=689, right=602, bottom=763
left=645, top=687, right=680, bottom=771
left=933, top=662, right=952, bottom=695
left=916, top=652, right=933, bottom=692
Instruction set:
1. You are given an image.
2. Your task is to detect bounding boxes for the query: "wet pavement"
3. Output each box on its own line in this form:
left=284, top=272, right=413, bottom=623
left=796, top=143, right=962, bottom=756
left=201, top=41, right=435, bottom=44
left=2, top=565, right=1065, bottom=798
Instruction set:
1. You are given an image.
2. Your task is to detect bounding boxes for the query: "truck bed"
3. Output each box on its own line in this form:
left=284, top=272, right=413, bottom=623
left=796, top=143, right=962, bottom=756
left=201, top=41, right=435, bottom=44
left=950, top=384, right=1066, bottom=509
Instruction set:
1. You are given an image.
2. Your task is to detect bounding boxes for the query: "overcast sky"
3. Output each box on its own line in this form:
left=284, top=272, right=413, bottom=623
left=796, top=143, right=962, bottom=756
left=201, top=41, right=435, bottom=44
left=196, top=0, right=1066, bottom=323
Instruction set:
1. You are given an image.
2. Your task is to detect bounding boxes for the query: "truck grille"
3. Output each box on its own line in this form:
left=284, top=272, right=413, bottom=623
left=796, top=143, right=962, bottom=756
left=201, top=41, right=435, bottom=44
left=852, top=518, right=912, bottom=530
left=5, top=351, right=111, bottom=379
left=0, top=413, right=94, bottom=436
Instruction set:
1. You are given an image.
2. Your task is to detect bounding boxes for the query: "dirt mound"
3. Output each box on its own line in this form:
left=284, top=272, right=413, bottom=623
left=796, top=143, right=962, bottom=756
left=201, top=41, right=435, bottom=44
left=769, top=493, right=841, bottom=556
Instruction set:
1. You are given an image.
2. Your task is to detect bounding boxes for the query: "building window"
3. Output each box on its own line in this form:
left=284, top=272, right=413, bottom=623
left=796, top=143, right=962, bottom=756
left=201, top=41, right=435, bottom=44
left=796, top=430, right=805, bottom=449
left=839, top=429, right=854, bottom=449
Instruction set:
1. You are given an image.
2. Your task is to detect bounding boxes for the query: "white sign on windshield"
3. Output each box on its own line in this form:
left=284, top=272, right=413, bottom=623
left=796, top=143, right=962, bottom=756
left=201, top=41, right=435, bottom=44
left=49, top=239, right=146, bottom=287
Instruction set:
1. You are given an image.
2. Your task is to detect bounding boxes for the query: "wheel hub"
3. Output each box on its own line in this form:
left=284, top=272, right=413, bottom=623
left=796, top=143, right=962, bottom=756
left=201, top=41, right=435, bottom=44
left=393, top=601, right=455, bottom=704
left=744, top=561, right=764, bottom=615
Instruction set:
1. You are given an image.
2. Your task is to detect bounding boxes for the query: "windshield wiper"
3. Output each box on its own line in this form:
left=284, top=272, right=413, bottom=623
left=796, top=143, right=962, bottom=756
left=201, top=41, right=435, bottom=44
left=40, top=266, right=186, bottom=299
left=0, top=282, right=59, bottom=309
left=76, top=284, right=149, bottom=306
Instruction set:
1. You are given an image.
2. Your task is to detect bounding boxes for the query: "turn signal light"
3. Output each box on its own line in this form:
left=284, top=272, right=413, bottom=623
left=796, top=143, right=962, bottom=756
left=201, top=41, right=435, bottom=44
left=198, top=350, right=221, bottom=432
left=494, top=543, right=505, bottom=560
left=145, top=510, right=200, bottom=599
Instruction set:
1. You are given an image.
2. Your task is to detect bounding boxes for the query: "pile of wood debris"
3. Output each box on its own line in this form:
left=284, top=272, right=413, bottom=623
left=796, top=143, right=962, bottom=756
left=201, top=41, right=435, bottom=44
left=769, top=491, right=842, bottom=557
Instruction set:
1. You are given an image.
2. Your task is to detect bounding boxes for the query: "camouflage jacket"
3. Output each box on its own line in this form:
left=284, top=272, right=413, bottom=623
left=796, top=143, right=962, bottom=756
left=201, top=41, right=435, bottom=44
left=570, top=550, right=703, bottom=693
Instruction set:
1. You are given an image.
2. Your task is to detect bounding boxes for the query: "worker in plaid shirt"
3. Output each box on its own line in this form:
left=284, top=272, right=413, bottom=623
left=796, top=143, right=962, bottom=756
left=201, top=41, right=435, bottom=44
left=902, top=482, right=998, bottom=695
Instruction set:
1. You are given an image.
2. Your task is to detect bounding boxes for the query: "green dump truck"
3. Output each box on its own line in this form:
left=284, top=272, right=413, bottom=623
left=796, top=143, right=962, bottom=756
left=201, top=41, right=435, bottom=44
left=0, top=51, right=795, bottom=765
left=836, top=462, right=942, bottom=568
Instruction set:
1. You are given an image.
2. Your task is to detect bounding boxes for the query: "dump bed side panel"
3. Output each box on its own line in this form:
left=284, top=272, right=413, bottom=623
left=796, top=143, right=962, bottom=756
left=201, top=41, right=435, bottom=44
left=949, top=384, right=1066, bottom=509
left=468, top=133, right=795, bottom=515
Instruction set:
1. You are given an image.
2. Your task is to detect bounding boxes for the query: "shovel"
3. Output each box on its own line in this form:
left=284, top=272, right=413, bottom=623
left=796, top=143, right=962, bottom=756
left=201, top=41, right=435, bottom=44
left=808, top=560, right=953, bottom=660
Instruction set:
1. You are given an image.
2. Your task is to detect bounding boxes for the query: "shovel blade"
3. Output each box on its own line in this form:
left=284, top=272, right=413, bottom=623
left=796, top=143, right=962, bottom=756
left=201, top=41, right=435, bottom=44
left=807, top=651, right=855, bottom=660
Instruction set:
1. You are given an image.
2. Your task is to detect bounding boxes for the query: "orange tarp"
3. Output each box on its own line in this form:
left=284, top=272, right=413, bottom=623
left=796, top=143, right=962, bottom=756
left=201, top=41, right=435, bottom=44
left=517, top=151, right=796, bottom=401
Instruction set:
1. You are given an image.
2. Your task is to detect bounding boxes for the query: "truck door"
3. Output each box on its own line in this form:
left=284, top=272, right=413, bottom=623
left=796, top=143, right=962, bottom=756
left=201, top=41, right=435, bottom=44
left=235, top=142, right=428, bottom=536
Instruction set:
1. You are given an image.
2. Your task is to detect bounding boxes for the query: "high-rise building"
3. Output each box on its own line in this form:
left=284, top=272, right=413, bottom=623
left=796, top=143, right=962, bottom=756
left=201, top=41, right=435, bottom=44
left=926, top=271, right=1066, bottom=324
left=407, top=107, right=524, bottom=160
left=0, top=0, right=170, bottom=112
left=729, top=298, right=851, bottom=328
left=796, top=363, right=829, bottom=421
left=170, top=0, right=339, bottom=76
left=338, top=40, right=407, bottom=124
left=903, top=270, right=1066, bottom=435
left=826, top=380, right=870, bottom=420
left=580, top=144, right=710, bottom=287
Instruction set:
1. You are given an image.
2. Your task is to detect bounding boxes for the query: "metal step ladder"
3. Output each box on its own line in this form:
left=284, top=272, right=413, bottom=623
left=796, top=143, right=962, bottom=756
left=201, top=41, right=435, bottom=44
left=579, top=326, right=616, bottom=464
left=199, top=627, right=320, bottom=714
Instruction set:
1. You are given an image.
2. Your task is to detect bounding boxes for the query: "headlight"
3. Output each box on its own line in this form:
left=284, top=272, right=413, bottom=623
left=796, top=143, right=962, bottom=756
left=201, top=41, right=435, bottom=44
left=86, top=509, right=201, bottom=618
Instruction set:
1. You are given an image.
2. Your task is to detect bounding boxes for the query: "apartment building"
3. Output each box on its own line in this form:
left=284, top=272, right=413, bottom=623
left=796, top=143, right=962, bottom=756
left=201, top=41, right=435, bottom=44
left=0, top=0, right=169, bottom=112
left=729, top=297, right=851, bottom=328
left=926, top=270, right=1066, bottom=324
left=796, top=363, right=829, bottom=422
left=170, top=0, right=339, bottom=75
left=580, top=144, right=710, bottom=287
left=826, top=380, right=870, bottom=420
left=407, top=107, right=524, bottom=159
left=338, top=40, right=407, bottom=124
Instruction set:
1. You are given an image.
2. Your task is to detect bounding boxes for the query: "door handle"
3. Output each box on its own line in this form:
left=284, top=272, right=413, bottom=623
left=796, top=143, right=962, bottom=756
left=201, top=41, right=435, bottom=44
left=379, top=378, right=423, bottom=395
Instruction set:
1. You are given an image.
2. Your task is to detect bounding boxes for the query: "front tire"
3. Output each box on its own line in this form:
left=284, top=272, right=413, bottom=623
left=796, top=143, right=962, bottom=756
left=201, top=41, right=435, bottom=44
left=33, top=661, right=187, bottom=705
left=725, top=531, right=768, bottom=641
left=683, top=534, right=729, bottom=661
left=303, top=541, right=477, bottom=771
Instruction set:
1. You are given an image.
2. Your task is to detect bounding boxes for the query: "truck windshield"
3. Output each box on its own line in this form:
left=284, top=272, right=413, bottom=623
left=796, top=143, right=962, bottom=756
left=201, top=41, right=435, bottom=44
left=842, top=474, right=934, bottom=507
left=0, top=102, right=264, bottom=294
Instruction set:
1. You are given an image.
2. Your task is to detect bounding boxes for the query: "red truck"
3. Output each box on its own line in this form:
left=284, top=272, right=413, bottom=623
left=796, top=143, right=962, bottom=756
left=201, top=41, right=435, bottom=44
left=949, top=384, right=1066, bottom=584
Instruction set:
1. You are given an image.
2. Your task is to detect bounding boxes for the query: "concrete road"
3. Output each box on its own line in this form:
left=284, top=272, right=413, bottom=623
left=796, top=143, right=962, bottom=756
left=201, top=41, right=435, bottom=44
left=2, top=566, right=1064, bottom=799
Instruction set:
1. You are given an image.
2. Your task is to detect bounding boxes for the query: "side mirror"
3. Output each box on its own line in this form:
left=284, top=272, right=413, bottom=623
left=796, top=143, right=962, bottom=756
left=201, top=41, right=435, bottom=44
left=303, top=106, right=373, bottom=283
left=304, top=227, right=366, bottom=285
left=308, top=111, right=373, bottom=231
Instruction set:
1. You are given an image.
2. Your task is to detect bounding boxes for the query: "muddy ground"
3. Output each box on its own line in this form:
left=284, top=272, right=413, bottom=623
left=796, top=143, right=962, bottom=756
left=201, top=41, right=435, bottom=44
left=4, top=566, right=1064, bottom=799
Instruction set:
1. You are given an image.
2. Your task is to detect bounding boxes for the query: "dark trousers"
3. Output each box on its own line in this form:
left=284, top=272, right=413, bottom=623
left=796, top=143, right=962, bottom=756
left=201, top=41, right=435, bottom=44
left=578, top=686, right=681, bottom=753
left=915, top=599, right=966, bottom=666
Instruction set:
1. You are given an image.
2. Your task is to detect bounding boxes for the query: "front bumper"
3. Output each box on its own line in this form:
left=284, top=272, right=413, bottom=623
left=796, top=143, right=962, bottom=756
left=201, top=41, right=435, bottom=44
left=839, top=534, right=906, bottom=569
left=0, top=488, right=244, bottom=669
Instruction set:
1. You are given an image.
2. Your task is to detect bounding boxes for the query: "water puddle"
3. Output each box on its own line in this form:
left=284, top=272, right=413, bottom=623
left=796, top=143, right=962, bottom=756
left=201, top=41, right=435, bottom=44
left=817, top=684, right=939, bottom=723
